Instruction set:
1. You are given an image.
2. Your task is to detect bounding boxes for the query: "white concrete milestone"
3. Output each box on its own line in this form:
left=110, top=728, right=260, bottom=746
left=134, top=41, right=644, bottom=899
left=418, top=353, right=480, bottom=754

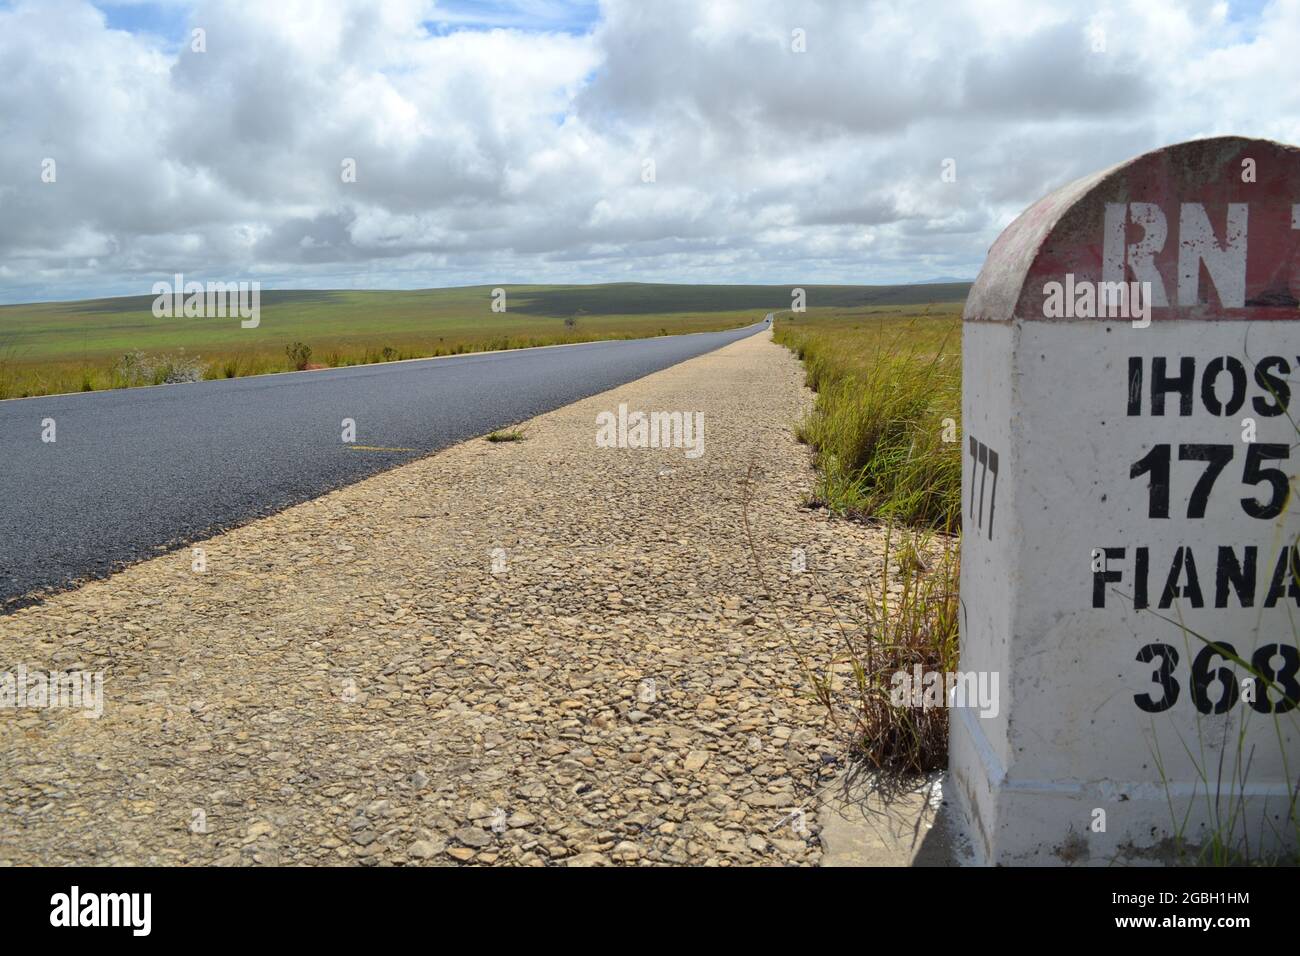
left=952, top=136, right=1300, bottom=865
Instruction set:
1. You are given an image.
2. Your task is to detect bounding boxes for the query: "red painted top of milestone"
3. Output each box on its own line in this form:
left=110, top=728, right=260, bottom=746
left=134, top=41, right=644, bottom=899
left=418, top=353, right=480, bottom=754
left=964, top=136, right=1300, bottom=323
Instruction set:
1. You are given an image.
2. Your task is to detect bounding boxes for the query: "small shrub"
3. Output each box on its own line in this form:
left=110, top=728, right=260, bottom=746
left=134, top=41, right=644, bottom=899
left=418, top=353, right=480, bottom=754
left=151, top=352, right=205, bottom=384
left=114, top=350, right=150, bottom=387
left=286, top=341, right=313, bottom=371
left=845, top=528, right=960, bottom=772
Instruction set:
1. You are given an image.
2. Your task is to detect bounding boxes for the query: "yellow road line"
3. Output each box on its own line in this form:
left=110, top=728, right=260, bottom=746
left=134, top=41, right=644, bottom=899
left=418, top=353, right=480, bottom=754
left=347, top=445, right=416, bottom=452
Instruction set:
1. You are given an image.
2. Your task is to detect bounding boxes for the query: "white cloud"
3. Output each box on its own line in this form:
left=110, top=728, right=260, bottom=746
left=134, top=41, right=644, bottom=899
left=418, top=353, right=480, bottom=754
left=0, top=0, right=1296, bottom=302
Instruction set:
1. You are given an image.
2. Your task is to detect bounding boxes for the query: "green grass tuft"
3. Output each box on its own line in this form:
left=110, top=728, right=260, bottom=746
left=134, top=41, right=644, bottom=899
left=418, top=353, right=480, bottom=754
left=775, top=305, right=962, bottom=529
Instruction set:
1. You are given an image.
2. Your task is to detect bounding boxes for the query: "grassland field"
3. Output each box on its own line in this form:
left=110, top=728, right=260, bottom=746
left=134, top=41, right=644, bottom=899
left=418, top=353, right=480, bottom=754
left=0, top=281, right=968, bottom=400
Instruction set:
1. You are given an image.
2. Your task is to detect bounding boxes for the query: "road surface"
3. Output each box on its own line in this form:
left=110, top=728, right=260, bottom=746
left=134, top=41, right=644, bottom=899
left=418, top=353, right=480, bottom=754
left=0, top=320, right=767, bottom=607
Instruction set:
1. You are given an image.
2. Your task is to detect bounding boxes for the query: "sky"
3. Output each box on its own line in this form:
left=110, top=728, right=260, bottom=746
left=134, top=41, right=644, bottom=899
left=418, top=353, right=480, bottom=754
left=0, top=0, right=1295, bottom=303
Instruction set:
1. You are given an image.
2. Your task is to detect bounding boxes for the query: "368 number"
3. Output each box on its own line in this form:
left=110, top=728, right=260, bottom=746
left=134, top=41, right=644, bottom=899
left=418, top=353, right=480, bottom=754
left=1133, top=641, right=1300, bottom=714
left=1130, top=443, right=1290, bottom=519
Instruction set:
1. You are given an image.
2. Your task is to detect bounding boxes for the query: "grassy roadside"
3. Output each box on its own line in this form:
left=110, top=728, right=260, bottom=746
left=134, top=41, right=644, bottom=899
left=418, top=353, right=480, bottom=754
left=0, top=327, right=720, bottom=400
left=774, top=303, right=962, bottom=529
left=0, top=289, right=752, bottom=400
left=772, top=301, right=964, bottom=772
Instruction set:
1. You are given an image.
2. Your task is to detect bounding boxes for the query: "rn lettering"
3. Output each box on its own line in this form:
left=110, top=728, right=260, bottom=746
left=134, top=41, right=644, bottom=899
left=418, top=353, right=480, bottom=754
left=1102, top=202, right=1300, bottom=309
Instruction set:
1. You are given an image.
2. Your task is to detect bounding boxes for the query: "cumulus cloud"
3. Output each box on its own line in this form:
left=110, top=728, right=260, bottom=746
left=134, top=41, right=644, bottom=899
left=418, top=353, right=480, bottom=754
left=0, top=0, right=1296, bottom=302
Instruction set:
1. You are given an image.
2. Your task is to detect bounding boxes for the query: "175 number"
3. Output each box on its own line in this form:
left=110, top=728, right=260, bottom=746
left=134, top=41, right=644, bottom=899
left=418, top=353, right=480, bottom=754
left=1130, top=443, right=1290, bottom=519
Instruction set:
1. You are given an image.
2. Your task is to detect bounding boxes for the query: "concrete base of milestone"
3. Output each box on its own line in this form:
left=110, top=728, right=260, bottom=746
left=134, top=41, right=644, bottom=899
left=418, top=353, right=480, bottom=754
left=817, top=744, right=1298, bottom=867
left=817, top=767, right=970, bottom=866
left=948, top=707, right=1300, bottom=866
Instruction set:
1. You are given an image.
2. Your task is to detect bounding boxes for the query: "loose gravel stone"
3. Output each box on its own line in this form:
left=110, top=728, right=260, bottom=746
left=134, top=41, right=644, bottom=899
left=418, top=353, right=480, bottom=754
left=408, top=839, right=444, bottom=859
left=454, top=827, right=492, bottom=848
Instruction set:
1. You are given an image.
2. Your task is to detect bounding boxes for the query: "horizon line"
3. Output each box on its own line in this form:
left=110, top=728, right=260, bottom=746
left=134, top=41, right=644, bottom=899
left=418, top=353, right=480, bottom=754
left=0, top=278, right=976, bottom=309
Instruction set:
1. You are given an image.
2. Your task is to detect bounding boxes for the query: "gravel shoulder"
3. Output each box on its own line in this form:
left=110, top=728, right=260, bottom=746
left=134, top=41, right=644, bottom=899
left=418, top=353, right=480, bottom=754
left=0, top=329, right=893, bottom=867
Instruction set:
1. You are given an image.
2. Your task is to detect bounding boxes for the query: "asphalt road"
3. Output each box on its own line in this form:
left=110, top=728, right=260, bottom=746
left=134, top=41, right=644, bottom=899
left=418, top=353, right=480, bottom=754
left=0, top=319, right=769, bottom=608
